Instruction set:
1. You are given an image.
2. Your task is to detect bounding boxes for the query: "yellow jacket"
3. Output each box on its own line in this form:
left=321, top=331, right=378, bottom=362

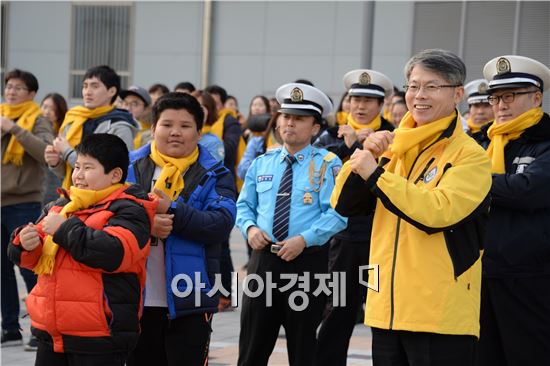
left=331, top=116, right=491, bottom=337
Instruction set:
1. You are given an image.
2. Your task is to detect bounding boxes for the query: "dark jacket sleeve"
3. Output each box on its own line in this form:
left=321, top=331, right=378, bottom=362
left=53, top=199, right=151, bottom=272
left=331, top=162, right=378, bottom=217
left=8, top=200, right=64, bottom=268
left=491, top=147, right=550, bottom=212
left=222, top=115, right=242, bottom=173
left=171, top=171, right=237, bottom=245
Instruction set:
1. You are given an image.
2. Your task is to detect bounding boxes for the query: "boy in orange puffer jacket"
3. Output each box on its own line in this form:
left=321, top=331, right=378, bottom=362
left=8, top=133, right=157, bottom=366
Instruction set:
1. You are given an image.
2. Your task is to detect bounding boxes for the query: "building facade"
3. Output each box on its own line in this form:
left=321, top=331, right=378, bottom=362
left=2, top=1, right=549, bottom=112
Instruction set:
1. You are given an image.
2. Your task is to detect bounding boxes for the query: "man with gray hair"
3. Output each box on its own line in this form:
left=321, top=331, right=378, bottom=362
left=331, top=49, right=492, bottom=365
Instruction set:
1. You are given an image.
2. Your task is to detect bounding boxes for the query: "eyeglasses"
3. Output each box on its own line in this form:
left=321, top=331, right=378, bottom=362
left=122, top=101, right=144, bottom=108
left=487, top=91, right=537, bottom=106
left=403, top=84, right=461, bottom=94
left=5, top=84, right=29, bottom=93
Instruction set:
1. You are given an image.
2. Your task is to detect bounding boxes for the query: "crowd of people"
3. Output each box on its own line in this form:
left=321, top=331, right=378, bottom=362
left=1, top=48, right=549, bottom=366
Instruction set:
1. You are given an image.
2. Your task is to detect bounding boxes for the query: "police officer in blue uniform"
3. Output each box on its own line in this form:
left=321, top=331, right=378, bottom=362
left=236, top=83, right=347, bottom=366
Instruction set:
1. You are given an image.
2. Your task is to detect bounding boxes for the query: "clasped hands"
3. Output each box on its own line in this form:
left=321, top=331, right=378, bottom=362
left=349, top=130, right=394, bottom=181
left=247, top=226, right=305, bottom=262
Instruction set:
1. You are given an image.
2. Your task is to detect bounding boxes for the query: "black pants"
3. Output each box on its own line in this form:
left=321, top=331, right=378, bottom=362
left=476, top=276, right=550, bottom=366
left=35, top=341, right=127, bottom=366
left=126, top=307, right=212, bottom=366
left=238, top=246, right=328, bottom=366
left=372, top=328, right=476, bottom=366
left=316, top=237, right=370, bottom=366
left=220, top=238, right=234, bottom=299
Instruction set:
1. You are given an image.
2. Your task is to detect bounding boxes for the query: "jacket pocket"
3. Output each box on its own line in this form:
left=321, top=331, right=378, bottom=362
left=443, top=210, right=488, bottom=278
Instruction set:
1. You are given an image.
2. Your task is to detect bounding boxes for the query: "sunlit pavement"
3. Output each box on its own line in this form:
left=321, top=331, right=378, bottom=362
left=1, top=227, right=372, bottom=366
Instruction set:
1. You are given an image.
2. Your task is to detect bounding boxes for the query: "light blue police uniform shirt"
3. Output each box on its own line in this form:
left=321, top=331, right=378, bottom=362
left=236, top=144, right=347, bottom=247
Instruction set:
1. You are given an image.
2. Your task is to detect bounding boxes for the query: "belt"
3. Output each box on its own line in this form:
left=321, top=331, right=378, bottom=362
left=263, top=243, right=325, bottom=255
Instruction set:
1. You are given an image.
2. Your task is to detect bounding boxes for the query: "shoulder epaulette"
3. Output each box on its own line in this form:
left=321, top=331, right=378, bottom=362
left=265, top=147, right=281, bottom=155
left=323, top=151, right=337, bottom=162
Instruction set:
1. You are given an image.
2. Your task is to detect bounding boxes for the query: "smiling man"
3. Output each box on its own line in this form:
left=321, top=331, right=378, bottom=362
left=236, top=83, right=347, bottom=366
left=331, top=49, right=492, bottom=365
left=476, top=55, right=550, bottom=366
left=44, top=65, right=138, bottom=190
left=314, top=69, right=395, bottom=366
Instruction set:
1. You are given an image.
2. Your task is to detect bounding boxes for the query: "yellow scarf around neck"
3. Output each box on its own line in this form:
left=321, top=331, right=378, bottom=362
left=390, top=111, right=457, bottom=176
left=336, top=111, right=349, bottom=125
left=487, top=107, right=543, bottom=174
left=202, top=107, right=246, bottom=191
left=383, top=108, right=392, bottom=123
left=149, top=141, right=199, bottom=200
left=34, top=183, right=126, bottom=275
left=1, top=101, right=42, bottom=165
left=466, top=118, right=491, bottom=134
left=347, top=113, right=382, bottom=132
left=59, top=105, right=115, bottom=189
left=134, top=120, right=151, bottom=150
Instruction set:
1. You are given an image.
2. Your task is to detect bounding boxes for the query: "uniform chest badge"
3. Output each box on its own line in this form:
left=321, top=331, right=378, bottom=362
left=424, top=167, right=438, bottom=183
left=303, top=191, right=313, bottom=205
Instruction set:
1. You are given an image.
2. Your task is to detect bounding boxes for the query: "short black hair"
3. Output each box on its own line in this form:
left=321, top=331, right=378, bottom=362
left=205, top=85, right=228, bottom=104
left=75, top=134, right=129, bottom=183
left=83, top=65, right=121, bottom=104
left=152, top=92, right=204, bottom=131
left=174, top=81, right=196, bottom=93
left=5, top=69, right=39, bottom=92
left=149, top=83, right=170, bottom=95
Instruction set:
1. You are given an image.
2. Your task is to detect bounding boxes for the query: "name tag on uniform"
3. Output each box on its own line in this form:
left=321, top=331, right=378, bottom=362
left=257, top=175, right=273, bottom=183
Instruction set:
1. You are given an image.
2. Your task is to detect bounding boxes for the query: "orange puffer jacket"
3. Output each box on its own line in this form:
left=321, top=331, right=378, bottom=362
left=9, top=184, right=157, bottom=354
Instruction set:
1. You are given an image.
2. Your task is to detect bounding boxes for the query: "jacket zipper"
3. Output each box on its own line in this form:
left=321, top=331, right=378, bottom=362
left=389, top=218, right=401, bottom=329
left=388, top=139, right=446, bottom=329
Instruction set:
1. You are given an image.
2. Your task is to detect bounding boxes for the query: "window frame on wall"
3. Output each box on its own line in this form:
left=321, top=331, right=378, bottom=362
left=68, top=2, right=134, bottom=102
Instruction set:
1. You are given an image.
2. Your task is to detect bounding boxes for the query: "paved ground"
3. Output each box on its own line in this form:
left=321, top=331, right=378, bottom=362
left=1, top=228, right=373, bottom=365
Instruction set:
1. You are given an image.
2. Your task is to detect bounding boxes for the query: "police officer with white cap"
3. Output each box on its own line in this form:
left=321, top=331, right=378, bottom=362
left=477, top=55, right=550, bottom=366
left=236, top=83, right=347, bottom=366
left=464, top=79, right=494, bottom=149
left=314, top=69, right=394, bottom=366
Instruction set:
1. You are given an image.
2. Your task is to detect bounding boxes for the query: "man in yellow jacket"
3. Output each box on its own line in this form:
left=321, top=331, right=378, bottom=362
left=331, top=49, right=492, bottom=365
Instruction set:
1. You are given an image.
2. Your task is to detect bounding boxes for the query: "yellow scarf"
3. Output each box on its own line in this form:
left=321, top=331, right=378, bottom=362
left=58, top=105, right=115, bottom=189
left=383, top=108, right=392, bottom=123
left=34, top=183, right=126, bottom=275
left=347, top=113, right=382, bottom=132
left=149, top=141, right=199, bottom=200
left=202, top=108, right=246, bottom=191
left=133, top=120, right=151, bottom=150
left=466, top=118, right=491, bottom=134
left=487, top=107, right=543, bottom=174
left=336, top=111, right=348, bottom=125
left=390, top=111, right=457, bottom=176
left=1, top=101, right=42, bottom=165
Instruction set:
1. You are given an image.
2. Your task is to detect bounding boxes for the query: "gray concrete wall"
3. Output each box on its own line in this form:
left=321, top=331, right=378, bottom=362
left=3, top=1, right=549, bottom=112
left=209, top=1, right=365, bottom=112
left=6, top=2, right=71, bottom=104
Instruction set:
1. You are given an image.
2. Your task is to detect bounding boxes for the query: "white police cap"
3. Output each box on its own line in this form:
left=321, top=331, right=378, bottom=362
left=464, top=79, right=490, bottom=105
left=276, top=83, right=333, bottom=118
left=343, top=69, right=393, bottom=98
left=483, top=55, right=550, bottom=92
